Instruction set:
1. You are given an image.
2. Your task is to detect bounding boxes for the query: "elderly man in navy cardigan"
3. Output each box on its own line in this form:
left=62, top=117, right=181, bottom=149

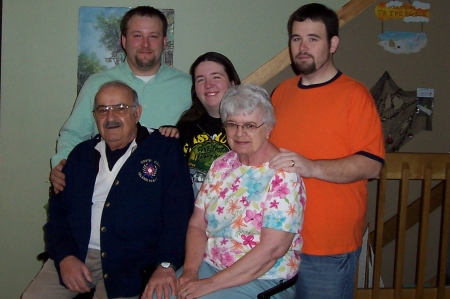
left=23, top=81, right=194, bottom=299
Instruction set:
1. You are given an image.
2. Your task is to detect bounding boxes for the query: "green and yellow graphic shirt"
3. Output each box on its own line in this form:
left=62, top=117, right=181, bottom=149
left=178, top=114, right=230, bottom=196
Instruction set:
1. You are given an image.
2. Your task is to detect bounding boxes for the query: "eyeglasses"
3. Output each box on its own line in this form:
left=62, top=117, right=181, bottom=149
left=224, top=122, right=265, bottom=133
left=93, top=104, right=136, bottom=117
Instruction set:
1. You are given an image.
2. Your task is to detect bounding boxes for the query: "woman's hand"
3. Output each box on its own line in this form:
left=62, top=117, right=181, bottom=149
left=178, top=277, right=215, bottom=299
left=177, top=208, right=209, bottom=297
left=177, top=268, right=198, bottom=290
left=159, top=126, right=180, bottom=138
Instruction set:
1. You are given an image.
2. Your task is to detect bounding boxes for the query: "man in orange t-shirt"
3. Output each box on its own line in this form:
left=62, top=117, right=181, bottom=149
left=269, top=4, right=385, bottom=299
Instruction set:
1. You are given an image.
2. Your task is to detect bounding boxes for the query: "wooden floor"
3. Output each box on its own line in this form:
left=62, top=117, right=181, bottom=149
left=355, top=288, right=450, bottom=299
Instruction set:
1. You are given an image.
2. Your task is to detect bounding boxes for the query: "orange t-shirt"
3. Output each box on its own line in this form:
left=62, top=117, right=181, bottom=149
left=270, top=73, right=385, bottom=255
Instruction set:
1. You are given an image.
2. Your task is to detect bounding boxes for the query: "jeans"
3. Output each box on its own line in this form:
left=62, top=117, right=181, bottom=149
left=163, top=261, right=295, bottom=299
left=295, top=247, right=361, bottom=299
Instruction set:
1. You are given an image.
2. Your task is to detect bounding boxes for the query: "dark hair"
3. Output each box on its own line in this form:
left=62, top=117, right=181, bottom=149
left=177, top=52, right=241, bottom=126
left=287, top=3, right=339, bottom=43
left=120, top=6, right=168, bottom=37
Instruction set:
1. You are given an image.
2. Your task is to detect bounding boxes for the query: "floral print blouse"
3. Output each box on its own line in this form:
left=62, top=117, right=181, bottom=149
left=196, top=151, right=306, bottom=279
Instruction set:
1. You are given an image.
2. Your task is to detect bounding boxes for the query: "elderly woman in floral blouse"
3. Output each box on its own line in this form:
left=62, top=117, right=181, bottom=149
left=174, top=84, right=306, bottom=299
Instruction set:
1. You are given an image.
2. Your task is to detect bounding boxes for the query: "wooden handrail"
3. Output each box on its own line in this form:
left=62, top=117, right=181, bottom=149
left=369, top=181, right=445, bottom=247
left=437, top=164, right=450, bottom=298
left=357, top=153, right=450, bottom=299
left=242, top=0, right=377, bottom=85
left=369, top=153, right=450, bottom=246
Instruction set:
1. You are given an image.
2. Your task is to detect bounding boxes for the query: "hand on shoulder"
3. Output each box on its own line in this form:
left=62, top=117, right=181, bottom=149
left=159, top=126, right=180, bottom=139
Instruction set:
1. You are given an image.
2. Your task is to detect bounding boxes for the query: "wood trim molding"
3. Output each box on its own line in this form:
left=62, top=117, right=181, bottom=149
left=242, top=0, right=376, bottom=85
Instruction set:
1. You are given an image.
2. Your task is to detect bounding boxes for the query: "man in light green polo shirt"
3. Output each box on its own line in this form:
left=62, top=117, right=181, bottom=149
left=51, top=6, right=191, bottom=193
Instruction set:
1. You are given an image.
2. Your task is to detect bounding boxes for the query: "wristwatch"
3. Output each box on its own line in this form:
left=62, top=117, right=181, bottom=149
left=161, top=262, right=172, bottom=269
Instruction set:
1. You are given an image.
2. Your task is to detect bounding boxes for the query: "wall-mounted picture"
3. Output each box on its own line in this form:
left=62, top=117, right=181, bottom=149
left=374, top=1, right=430, bottom=54
left=77, top=7, right=174, bottom=93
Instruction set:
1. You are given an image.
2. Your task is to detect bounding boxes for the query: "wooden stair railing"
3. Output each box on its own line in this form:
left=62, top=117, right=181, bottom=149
left=242, top=0, right=377, bottom=85
left=369, top=181, right=446, bottom=249
left=355, top=153, right=450, bottom=299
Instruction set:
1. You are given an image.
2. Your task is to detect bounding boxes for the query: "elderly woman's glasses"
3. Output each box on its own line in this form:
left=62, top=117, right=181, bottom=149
left=93, top=104, right=136, bottom=117
left=224, top=122, right=265, bottom=133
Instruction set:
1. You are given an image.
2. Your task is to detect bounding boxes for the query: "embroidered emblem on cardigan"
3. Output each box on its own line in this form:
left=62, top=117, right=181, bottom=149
left=138, top=159, right=159, bottom=183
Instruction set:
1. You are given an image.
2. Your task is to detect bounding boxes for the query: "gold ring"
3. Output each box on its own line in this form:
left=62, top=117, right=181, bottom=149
left=291, top=160, right=295, bottom=167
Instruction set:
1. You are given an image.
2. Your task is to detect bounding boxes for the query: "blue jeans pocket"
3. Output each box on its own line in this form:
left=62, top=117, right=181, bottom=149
left=295, top=247, right=361, bottom=299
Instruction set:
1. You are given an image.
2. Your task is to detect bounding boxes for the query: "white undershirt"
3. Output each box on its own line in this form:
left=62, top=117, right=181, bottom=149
left=136, top=74, right=155, bottom=83
left=88, top=139, right=137, bottom=250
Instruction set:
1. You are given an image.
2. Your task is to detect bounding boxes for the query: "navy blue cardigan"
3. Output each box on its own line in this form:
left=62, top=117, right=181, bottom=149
left=45, top=125, right=194, bottom=298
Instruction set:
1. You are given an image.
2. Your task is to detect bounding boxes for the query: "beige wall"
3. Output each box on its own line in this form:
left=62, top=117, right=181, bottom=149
left=336, top=0, right=449, bottom=154
left=263, top=0, right=449, bottom=287
left=336, top=0, right=450, bottom=286
left=265, top=0, right=449, bottom=154
left=0, top=1, right=347, bottom=298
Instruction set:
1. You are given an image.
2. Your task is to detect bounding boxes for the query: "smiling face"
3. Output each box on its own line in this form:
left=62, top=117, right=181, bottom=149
left=289, top=19, right=338, bottom=77
left=225, top=107, right=272, bottom=163
left=121, top=15, right=167, bottom=76
left=94, top=85, right=142, bottom=150
left=194, top=61, right=234, bottom=118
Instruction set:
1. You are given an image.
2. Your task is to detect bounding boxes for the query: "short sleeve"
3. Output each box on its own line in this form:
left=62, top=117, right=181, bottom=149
left=262, top=171, right=306, bottom=234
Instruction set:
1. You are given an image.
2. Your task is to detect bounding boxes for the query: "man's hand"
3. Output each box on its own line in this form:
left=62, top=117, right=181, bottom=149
left=159, top=126, right=180, bottom=139
left=50, top=159, right=66, bottom=194
left=269, top=148, right=315, bottom=177
left=270, top=148, right=382, bottom=183
left=142, top=266, right=177, bottom=299
left=59, top=255, right=92, bottom=293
